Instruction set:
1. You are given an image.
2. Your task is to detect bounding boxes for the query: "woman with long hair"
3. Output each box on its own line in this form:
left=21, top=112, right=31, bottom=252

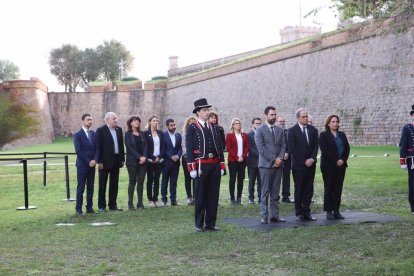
left=144, top=114, right=165, bottom=208
left=208, top=111, right=226, bottom=151
left=319, top=114, right=350, bottom=220
left=181, top=116, right=197, bottom=205
left=124, top=115, right=147, bottom=210
left=226, top=118, right=249, bottom=204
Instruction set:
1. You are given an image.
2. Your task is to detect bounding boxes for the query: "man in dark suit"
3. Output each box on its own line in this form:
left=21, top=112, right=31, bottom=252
left=74, top=113, right=98, bottom=215
left=276, top=115, right=294, bottom=203
left=255, top=106, right=287, bottom=224
left=288, top=108, right=319, bottom=221
left=161, top=119, right=182, bottom=206
left=247, top=117, right=262, bottom=204
left=186, top=98, right=226, bottom=232
left=96, top=112, right=125, bottom=212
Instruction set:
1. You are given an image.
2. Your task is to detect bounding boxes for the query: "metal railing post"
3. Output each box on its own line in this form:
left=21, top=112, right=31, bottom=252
left=43, top=152, right=47, bottom=186
left=17, top=159, right=37, bottom=210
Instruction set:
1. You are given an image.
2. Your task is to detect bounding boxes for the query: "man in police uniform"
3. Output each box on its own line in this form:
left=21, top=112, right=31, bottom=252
left=186, top=98, right=226, bottom=232
left=399, top=104, right=414, bottom=215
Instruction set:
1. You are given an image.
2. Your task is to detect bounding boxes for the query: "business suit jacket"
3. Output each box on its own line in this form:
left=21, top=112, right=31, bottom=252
left=247, top=130, right=259, bottom=168
left=226, top=132, right=249, bottom=162
left=144, top=129, right=165, bottom=160
left=255, top=124, right=286, bottom=169
left=124, top=131, right=148, bottom=167
left=163, top=131, right=182, bottom=161
left=319, top=130, right=350, bottom=169
left=74, top=128, right=98, bottom=168
left=288, top=123, right=318, bottom=169
left=96, top=124, right=125, bottom=169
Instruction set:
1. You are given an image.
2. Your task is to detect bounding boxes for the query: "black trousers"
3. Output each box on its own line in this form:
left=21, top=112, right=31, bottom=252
left=248, top=166, right=261, bottom=201
left=146, top=162, right=163, bottom=202
left=98, top=158, right=120, bottom=210
left=281, top=157, right=292, bottom=198
left=228, top=161, right=246, bottom=200
left=292, top=164, right=316, bottom=216
left=182, top=156, right=195, bottom=198
left=194, top=162, right=221, bottom=229
left=127, top=164, right=147, bottom=207
left=407, top=158, right=414, bottom=212
left=321, top=167, right=346, bottom=212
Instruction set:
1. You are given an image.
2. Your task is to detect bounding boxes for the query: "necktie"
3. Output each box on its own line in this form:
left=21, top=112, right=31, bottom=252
left=302, top=127, right=309, bottom=144
left=204, top=122, right=208, bottom=129
left=87, top=130, right=92, bottom=143
left=270, top=126, right=275, bottom=141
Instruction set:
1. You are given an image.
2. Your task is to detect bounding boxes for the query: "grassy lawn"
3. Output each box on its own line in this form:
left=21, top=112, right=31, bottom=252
left=0, top=138, right=413, bottom=275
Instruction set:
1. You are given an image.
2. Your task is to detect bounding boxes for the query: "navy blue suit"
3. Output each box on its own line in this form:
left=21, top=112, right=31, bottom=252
left=161, top=131, right=182, bottom=203
left=247, top=130, right=261, bottom=202
left=288, top=123, right=319, bottom=216
left=74, top=128, right=98, bottom=212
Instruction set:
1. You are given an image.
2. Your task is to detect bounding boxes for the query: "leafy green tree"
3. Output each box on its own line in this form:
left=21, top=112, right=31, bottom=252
left=0, top=60, right=20, bottom=81
left=80, top=48, right=102, bottom=88
left=97, top=40, right=134, bottom=90
left=333, top=0, right=414, bottom=20
left=0, top=91, right=39, bottom=148
left=49, top=44, right=83, bottom=92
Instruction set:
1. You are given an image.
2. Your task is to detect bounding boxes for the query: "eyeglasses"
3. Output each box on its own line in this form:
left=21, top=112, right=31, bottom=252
left=233, top=122, right=241, bottom=125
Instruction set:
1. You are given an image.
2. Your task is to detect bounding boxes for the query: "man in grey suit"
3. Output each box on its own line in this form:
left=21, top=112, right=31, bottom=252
left=255, top=106, right=287, bottom=224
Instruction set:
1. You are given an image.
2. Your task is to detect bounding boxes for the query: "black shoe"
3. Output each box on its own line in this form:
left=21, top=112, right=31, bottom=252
left=326, top=211, right=335, bottom=220
left=296, top=215, right=305, bottom=221
left=269, top=217, right=286, bottom=223
left=260, top=218, right=268, bottom=224
left=109, top=207, right=123, bottom=211
left=305, top=215, right=317, bottom=221
left=230, top=199, right=236, bottom=205
left=282, top=197, right=294, bottom=203
left=75, top=210, right=83, bottom=216
left=86, top=208, right=98, bottom=214
left=128, top=207, right=136, bottom=211
left=99, top=208, right=107, bottom=213
left=205, top=226, right=220, bottom=231
left=334, top=211, right=345, bottom=220
left=195, top=227, right=204, bottom=232
left=171, top=201, right=181, bottom=206
left=137, top=204, right=144, bottom=210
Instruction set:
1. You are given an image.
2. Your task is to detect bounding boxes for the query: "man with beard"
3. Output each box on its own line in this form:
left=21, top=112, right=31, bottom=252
left=255, top=106, right=287, bottom=224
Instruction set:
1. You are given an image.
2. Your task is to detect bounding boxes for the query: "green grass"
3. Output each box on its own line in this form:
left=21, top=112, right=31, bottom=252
left=1, top=140, right=413, bottom=275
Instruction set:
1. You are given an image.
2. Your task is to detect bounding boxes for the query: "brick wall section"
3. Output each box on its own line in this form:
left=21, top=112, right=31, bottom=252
left=1, top=79, right=54, bottom=150
left=48, top=89, right=167, bottom=135
left=165, top=17, right=414, bottom=145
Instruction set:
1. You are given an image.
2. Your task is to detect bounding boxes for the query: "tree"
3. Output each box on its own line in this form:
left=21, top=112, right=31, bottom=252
left=49, top=44, right=83, bottom=92
left=97, top=40, right=134, bottom=90
left=0, top=90, right=38, bottom=148
left=333, top=0, right=414, bottom=20
left=0, top=60, right=20, bottom=82
left=80, top=48, right=102, bottom=88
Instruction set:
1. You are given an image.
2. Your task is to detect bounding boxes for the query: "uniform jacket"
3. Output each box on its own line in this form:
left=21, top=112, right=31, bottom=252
left=185, top=121, right=225, bottom=171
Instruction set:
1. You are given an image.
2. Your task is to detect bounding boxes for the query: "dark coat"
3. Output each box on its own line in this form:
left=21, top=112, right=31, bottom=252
left=74, top=128, right=98, bottom=168
left=319, top=130, right=350, bottom=169
left=288, top=123, right=318, bottom=169
left=96, top=124, right=125, bottom=169
left=247, top=130, right=259, bottom=168
left=163, top=131, right=182, bottom=161
left=144, top=129, right=165, bottom=161
left=124, top=131, right=148, bottom=167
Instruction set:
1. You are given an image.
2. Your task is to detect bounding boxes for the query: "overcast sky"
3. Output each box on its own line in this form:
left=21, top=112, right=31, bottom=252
left=0, top=0, right=339, bottom=91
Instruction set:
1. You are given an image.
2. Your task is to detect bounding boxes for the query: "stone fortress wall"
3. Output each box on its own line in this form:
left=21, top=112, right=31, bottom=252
left=2, top=16, right=413, bottom=148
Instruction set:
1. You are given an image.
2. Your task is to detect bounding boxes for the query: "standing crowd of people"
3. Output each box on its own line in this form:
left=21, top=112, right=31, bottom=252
left=74, top=99, right=414, bottom=231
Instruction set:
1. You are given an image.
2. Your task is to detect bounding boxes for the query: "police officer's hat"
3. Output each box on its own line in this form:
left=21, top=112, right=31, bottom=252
left=411, top=105, right=414, bottom=116
left=192, top=98, right=212, bottom=114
